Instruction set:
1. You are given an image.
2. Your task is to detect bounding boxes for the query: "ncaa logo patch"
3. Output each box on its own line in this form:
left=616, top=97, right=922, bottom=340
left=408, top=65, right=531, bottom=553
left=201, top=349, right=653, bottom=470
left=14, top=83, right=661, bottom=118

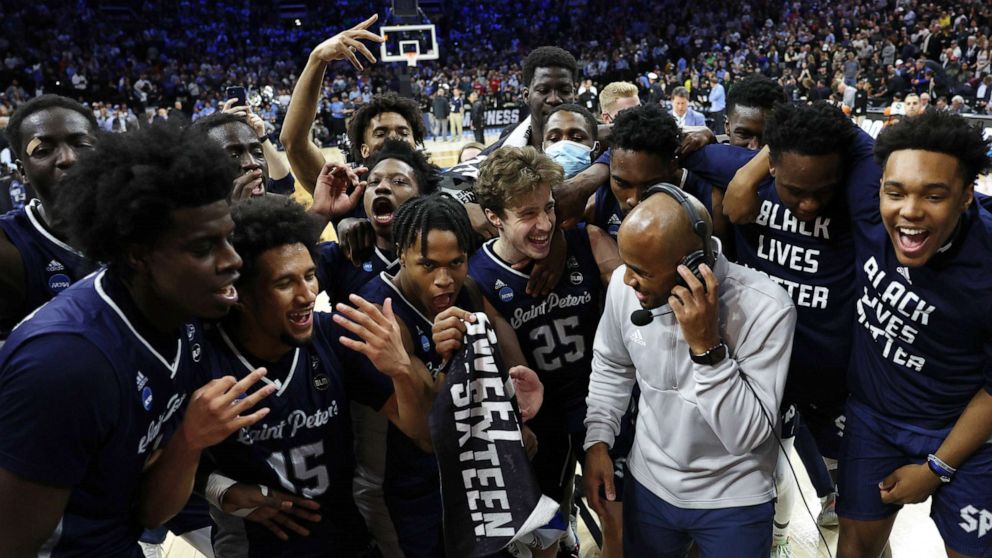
left=495, top=279, right=513, bottom=302
left=48, top=273, right=71, bottom=293
left=362, top=261, right=373, bottom=272
left=141, top=386, right=153, bottom=411
left=499, top=286, right=514, bottom=302
left=420, top=334, right=431, bottom=353
left=313, top=372, right=330, bottom=391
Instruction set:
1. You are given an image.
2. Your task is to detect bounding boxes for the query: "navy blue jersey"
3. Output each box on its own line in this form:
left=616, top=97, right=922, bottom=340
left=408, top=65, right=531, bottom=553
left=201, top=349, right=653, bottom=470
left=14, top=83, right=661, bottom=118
left=592, top=184, right=623, bottom=238
left=591, top=169, right=714, bottom=239
left=683, top=134, right=880, bottom=408
left=200, top=314, right=371, bottom=557
left=316, top=242, right=398, bottom=306
left=469, top=226, right=603, bottom=411
left=849, top=191, right=992, bottom=430
left=0, top=199, right=95, bottom=337
left=353, top=273, right=473, bottom=558
left=0, top=270, right=202, bottom=557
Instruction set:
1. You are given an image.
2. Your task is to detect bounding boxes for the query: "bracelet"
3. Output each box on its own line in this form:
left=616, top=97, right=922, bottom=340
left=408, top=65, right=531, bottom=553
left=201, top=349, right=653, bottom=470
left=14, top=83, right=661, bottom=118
left=927, top=453, right=956, bottom=483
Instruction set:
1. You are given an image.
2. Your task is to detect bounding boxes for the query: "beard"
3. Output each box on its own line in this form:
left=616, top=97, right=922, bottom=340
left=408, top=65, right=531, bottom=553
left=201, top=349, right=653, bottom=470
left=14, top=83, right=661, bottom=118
left=280, top=331, right=313, bottom=348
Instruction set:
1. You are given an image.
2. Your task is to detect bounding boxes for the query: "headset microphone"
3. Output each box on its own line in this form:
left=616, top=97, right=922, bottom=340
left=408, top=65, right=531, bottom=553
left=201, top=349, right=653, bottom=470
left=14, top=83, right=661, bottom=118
left=630, top=308, right=656, bottom=326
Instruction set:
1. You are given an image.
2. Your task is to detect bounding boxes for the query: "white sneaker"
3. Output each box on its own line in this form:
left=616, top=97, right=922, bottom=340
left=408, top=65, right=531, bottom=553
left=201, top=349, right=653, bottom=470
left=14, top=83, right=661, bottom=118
left=771, top=538, right=794, bottom=558
left=818, top=492, right=839, bottom=527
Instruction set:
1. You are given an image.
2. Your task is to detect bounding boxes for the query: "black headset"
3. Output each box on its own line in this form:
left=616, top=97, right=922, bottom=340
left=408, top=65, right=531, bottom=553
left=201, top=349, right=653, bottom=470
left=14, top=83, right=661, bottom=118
left=642, top=182, right=714, bottom=289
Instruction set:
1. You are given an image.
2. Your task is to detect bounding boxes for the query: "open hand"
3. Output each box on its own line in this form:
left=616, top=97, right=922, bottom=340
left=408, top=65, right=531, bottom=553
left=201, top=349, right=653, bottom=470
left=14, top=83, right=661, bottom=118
left=310, top=14, right=384, bottom=71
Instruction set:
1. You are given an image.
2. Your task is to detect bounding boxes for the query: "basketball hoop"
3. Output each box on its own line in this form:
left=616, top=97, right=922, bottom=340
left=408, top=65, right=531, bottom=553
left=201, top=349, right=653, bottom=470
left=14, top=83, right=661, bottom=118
left=403, top=52, right=418, bottom=68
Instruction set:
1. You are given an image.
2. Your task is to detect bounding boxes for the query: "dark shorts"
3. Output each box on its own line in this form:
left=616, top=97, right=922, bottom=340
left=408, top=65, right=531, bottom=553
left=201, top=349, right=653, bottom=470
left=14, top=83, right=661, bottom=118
left=623, top=475, right=773, bottom=558
left=837, top=399, right=992, bottom=557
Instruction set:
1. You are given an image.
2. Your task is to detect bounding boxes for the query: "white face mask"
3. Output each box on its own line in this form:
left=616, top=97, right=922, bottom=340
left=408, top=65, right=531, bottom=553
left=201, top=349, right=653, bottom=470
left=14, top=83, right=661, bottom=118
left=544, top=139, right=595, bottom=179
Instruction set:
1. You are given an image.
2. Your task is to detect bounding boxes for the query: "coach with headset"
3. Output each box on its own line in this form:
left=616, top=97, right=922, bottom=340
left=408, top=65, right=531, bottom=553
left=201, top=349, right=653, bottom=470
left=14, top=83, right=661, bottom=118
left=582, top=185, right=797, bottom=557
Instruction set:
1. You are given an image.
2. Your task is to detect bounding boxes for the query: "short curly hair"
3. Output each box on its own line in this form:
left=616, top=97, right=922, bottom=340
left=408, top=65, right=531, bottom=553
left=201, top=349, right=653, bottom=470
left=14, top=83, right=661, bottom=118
left=393, top=193, right=475, bottom=257
left=544, top=103, right=599, bottom=142
left=54, top=124, right=237, bottom=274
left=875, top=111, right=991, bottom=186
left=727, top=74, right=789, bottom=115
left=610, top=103, right=681, bottom=161
left=363, top=138, right=440, bottom=196
left=230, top=195, right=321, bottom=287
left=6, top=94, right=99, bottom=157
left=764, top=102, right=856, bottom=164
left=523, top=46, right=577, bottom=88
left=475, top=146, right=563, bottom=216
left=347, top=93, right=426, bottom=162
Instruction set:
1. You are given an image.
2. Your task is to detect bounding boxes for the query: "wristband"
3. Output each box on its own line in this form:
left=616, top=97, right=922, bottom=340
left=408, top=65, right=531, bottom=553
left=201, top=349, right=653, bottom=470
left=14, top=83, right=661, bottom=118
left=927, top=453, right=956, bottom=483
left=205, top=471, right=238, bottom=508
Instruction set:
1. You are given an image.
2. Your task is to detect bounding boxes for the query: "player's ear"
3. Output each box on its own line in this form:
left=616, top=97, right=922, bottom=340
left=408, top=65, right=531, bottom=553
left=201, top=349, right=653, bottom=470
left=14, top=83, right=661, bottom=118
left=360, top=143, right=371, bottom=160
left=125, top=243, right=149, bottom=276
left=483, top=207, right=502, bottom=229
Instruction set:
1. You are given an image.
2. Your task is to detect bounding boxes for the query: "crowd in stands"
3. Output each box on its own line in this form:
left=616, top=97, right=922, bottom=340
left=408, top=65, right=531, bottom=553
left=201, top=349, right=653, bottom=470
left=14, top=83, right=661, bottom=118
left=0, top=0, right=990, bottom=148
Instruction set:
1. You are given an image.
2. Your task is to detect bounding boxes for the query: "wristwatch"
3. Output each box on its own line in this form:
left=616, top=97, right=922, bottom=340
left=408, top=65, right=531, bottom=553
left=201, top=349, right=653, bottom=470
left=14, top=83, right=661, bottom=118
left=690, top=342, right=727, bottom=365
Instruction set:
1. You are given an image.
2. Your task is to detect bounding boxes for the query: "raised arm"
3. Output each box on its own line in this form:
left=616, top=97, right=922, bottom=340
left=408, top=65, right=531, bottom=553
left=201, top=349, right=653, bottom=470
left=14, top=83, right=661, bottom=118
left=280, top=15, right=383, bottom=193
left=671, top=264, right=795, bottom=455
left=722, top=146, right=771, bottom=224
left=334, top=296, right=435, bottom=449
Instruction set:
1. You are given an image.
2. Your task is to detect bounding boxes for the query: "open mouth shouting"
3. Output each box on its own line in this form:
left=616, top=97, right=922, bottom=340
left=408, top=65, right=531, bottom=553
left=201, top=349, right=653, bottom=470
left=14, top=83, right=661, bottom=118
left=371, top=197, right=396, bottom=227
left=431, top=292, right=455, bottom=315
left=893, top=225, right=930, bottom=259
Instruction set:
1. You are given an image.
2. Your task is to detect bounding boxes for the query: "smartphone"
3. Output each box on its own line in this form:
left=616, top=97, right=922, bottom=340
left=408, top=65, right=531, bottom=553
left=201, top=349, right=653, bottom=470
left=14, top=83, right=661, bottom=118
left=226, top=86, right=247, bottom=107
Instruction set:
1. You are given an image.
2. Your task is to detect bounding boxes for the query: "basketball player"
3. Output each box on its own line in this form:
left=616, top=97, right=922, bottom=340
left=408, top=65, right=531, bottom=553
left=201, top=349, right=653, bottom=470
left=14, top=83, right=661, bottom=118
left=199, top=195, right=430, bottom=557
left=0, top=95, right=99, bottom=339
left=465, top=146, right=620, bottom=552
left=838, top=111, right=992, bottom=558
left=310, top=139, right=437, bottom=306
left=0, top=124, right=271, bottom=556
left=192, top=112, right=270, bottom=199
left=342, top=192, right=544, bottom=557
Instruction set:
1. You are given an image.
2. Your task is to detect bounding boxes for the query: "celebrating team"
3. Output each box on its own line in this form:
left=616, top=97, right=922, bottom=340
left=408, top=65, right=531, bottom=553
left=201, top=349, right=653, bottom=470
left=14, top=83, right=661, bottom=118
left=0, top=14, right=991, bottom=558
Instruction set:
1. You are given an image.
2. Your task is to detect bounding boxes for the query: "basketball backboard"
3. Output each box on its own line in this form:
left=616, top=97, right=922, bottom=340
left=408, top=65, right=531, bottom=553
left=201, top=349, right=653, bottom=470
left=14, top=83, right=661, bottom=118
left=380, top=24, right=438, bottom=63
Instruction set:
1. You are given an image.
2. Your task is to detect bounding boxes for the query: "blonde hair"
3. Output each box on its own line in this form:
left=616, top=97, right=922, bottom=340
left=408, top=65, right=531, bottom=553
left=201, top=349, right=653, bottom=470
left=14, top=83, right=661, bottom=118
left=599, top=82, right=639, bottom=115
left=475, top=146, right=562, bottom=215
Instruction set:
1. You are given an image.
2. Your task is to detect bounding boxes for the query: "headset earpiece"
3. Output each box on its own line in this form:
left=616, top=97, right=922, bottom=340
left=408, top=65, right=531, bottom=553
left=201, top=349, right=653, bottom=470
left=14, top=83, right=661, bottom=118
left=642, top=182, right=715, bottom=290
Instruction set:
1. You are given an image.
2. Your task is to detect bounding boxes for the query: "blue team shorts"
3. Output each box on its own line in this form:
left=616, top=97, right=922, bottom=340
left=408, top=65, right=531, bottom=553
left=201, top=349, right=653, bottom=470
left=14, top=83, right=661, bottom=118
left=837, top=399, right=992, bottom=557
left=623, top=475, right=773, bottom=558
